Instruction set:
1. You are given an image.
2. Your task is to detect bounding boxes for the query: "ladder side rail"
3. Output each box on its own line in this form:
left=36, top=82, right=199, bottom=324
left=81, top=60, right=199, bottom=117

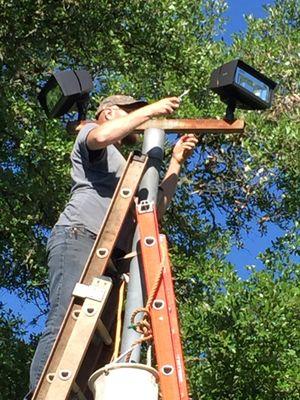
left=136, top=204, right=188, bottom=400
left=80, top=152, right=147, bottom=285
left=32, top=152, right=148, bottom=400
left=159, top=235, right=189, bottom=399
left=74, top=280, right=121, bottom=398
left=44, top=278, right=112, bottom=400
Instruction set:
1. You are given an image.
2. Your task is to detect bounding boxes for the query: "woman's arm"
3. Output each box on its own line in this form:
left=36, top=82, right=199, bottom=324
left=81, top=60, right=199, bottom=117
left=157, top=134, right=198, bottom=219
left=87, top=97, right=180, bottom=149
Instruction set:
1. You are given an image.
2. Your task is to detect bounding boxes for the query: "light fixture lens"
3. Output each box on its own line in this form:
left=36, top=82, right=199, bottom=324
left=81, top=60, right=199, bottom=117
left=46, top=83, right=63, bottom=111
left=235, top=67, right=270, bottom=102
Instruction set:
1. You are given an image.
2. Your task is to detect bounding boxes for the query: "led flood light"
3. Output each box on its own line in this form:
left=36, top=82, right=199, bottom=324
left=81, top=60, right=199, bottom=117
left=209, top=59, right=277, bottom=120
left=38, top=70, right=93, bottom=119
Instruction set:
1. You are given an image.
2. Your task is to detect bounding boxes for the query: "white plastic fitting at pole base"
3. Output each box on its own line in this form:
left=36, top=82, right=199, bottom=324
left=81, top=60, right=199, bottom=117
left=88, top=362, right=159, bottom=400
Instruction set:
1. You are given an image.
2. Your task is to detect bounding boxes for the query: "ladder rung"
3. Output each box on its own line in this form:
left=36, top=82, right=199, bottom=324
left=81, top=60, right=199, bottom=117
left=96, top=319, right=112, bottom=345
left=72, top=383, right=87, bottom=400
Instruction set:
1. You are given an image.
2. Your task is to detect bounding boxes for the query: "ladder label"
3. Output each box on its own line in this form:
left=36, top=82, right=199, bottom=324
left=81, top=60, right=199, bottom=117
left=73, top=283, right=107, bottom=302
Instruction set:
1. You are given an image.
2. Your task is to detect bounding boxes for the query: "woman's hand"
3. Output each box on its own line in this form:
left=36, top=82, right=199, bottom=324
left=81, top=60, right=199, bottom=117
left=171, top=134, right=198, bottom=164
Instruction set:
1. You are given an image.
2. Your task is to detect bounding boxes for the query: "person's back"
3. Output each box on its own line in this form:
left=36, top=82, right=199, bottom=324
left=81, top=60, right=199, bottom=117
left=57, top=122, right=126, bottom=238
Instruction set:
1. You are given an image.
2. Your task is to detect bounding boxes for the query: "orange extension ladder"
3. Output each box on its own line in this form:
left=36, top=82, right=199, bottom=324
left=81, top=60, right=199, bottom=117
left=136, top=199, right=189, bottom=400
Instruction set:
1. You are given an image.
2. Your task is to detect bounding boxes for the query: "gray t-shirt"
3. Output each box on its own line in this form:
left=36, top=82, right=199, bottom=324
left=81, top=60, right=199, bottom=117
left=56, top=122, right=133, bottom=251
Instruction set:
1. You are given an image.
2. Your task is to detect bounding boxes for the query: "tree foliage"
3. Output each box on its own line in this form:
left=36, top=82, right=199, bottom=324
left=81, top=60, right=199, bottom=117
left=0, top=303, right=36, bottom=399
left=174, top=226, right=300, bottom=399
left=0, top=0, right=299, bottom=398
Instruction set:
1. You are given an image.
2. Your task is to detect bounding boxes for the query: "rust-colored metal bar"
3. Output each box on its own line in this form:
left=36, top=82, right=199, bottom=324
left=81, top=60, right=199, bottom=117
left=134, top=118, right=244, bottom=134
left=32, top=152, right=148, bottom=400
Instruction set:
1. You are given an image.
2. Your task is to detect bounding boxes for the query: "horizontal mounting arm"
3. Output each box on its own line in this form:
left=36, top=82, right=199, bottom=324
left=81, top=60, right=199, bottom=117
left=134, top=118, right=245, bottom=134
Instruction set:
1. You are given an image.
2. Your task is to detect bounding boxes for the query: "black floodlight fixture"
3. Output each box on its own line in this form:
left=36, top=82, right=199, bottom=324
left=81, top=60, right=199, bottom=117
left=209, top=59, right=277, bottom=120
left=38, top=70, right=93, bottom=120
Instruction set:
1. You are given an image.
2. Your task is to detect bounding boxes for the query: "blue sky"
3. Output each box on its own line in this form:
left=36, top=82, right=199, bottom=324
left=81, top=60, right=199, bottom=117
left=223, top=0, right=274, bottom=42
left=1, top=0, right=278, bottom=337
left=219, top=0, right=278, bottom=274
left=214, top=0, right=283, bottom=278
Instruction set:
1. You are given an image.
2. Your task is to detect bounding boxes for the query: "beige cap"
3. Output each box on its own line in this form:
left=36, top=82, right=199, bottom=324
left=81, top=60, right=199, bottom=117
left=96, top=95, right=148, bottom=118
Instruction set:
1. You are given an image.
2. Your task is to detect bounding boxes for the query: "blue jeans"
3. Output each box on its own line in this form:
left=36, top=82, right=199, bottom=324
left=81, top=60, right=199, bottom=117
left=29, top=225, right=96, bottom=392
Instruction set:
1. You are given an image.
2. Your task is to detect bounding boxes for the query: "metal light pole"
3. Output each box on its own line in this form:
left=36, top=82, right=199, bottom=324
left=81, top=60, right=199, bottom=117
left=120, top=128, right=165, bottom=361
